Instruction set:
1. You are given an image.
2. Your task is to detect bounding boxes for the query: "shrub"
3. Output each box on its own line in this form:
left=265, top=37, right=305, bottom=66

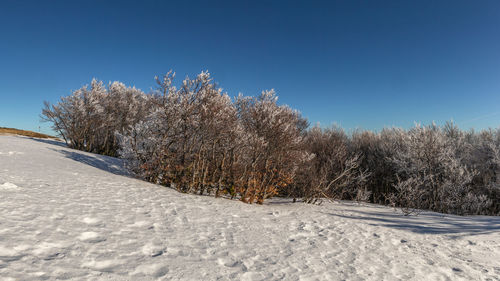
left=42, top=71, right=500, bottom=214
left=41, top=79, right=150, bottom=156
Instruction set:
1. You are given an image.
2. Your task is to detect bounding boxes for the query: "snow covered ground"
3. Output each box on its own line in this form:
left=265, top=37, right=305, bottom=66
left=0, top=135, right=499, bottom=280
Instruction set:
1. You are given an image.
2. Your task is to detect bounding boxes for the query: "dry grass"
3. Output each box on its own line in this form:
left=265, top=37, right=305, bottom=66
left=0, top=127, right=58, bottom=139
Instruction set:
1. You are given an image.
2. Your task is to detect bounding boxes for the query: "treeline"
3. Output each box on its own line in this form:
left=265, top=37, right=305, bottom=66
left=42, top=71, right=500, bottom=215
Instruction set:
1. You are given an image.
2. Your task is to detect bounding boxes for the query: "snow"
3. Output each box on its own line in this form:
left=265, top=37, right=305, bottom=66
left=0, top=182, right=19, bottom=190
left=0, top=135, right=499, bottom=280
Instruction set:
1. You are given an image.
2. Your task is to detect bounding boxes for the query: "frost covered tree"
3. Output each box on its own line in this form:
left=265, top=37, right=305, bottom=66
left=292, top=126, right=368, bottom=204
left=41, top=70, right=500, bottom=214
left=350, top=129, right=399, bottom=204
left=234, top=90, right=309, bottom=203
left=41, top=79, right=150, bottom=156
left=388, top=123, right=490, bottom=215
left=461, top=128, right=500, bottom=215
left=120, top=77, right=309, bottom=204
left=119, top=71, right=242, bottom=197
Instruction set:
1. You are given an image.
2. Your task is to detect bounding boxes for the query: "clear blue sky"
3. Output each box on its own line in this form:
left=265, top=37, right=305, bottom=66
left=1, top=0, right=499, bottom=135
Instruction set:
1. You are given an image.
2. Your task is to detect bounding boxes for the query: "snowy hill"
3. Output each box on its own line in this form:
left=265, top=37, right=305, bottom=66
left=0, top=135, right=499, bottom=280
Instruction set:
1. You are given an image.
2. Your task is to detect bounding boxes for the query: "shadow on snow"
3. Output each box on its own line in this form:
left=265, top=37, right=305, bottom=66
left=28, top=137, right=69, bottom=148
left=49, top=148, right=130, bottom=177
left=325, top=207, right=500, bottom=237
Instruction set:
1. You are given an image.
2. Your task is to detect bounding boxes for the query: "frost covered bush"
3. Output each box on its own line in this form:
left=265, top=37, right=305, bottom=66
left=291, top=126, right=368, bottom=204
left=462, top=128, right=500, bottom=215
left=235, top=91, right=309, bottom=203
left=291, top=123, right=498, bottom=215
left=387, top=123, right=493, bottom=215
left=41, top=79, right=151, bottom=156
left=119, top=72, right=308, bottom=204
left=120, top=71, right=239, bottom=195
left=349, top=129, right=399, bottom=204
left=41, top=70, right=499, bottom=214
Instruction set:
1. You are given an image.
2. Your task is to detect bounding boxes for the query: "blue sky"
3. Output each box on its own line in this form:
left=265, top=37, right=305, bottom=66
left=1, top=0, right=499, bottom=134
